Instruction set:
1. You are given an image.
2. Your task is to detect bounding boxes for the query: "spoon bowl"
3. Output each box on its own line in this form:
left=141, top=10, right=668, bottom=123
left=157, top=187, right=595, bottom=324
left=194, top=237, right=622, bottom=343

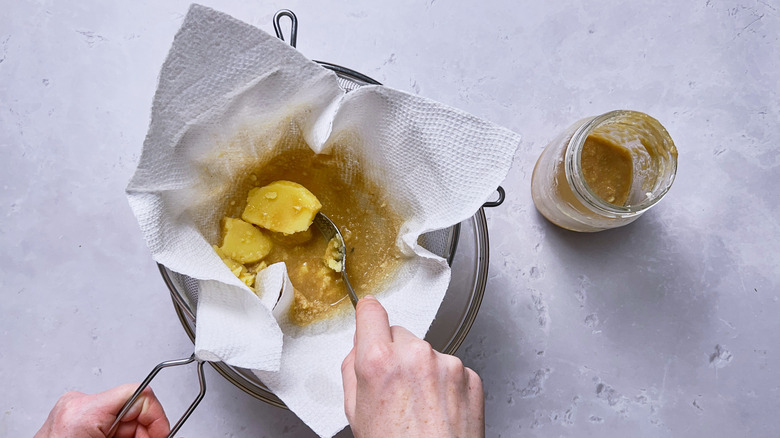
left=312, top=212, right=359, bottom=307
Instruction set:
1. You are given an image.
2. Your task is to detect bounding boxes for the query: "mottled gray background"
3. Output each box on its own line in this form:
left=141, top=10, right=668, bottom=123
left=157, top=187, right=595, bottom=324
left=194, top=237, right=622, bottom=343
left=2, top=1, right=777, bottom=437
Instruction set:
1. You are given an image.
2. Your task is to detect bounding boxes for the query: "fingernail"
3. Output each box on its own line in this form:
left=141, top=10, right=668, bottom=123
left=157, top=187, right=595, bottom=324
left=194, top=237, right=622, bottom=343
left=363, top=295, right=375, bottom=301
left=124, top=395, right=146, bottom=420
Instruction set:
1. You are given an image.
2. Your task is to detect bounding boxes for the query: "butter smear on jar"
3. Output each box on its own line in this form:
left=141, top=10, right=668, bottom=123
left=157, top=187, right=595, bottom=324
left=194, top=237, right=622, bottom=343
left=531, top=110, right=678, bottom=232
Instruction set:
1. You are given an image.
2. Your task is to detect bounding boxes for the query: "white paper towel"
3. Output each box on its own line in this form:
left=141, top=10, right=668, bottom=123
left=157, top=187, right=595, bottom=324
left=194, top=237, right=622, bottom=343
left=127, top=4, right=520, bottom=437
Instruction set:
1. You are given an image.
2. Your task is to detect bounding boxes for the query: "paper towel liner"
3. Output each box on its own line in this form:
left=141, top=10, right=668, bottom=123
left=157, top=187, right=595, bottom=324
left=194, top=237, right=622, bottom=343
left=126, top=4, right=520, bottom=437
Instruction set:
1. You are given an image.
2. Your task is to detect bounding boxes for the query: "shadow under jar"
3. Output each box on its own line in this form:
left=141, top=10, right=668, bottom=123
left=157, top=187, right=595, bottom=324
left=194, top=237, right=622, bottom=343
left=531, top=110, right=678, bottom=232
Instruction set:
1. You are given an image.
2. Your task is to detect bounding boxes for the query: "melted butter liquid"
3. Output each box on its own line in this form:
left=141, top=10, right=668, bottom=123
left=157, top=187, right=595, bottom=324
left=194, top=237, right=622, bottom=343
left=224, top=136, right=404, bottom=326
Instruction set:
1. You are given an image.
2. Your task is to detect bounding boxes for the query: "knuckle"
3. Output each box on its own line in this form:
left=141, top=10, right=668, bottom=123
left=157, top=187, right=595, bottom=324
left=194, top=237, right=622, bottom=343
left=57, top=391, right=84, bottom=409
left=61, top=390, right=83, bottom=400
left=434, top=354, right=465, bottom=380
left=400, top=340, right=437, bottom=376
left=466, top=366, right=481, bottom=381
left=356, top=343, right=393, bottom=377
left=466, top=367, right=484, bottom=392
left=388, top=324, right=405, bottom=336
left=49, top=392, right=86, bottom=428
left=444, top=355, right=464, bottom=374
left=407, top=339, right=435, bottom=359
left=446, top=353, right=464, bottom=367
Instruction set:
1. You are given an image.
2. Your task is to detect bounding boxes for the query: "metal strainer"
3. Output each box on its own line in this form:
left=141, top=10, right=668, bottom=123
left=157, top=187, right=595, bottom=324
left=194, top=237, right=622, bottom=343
left=110, top=10, right=506, bottom=437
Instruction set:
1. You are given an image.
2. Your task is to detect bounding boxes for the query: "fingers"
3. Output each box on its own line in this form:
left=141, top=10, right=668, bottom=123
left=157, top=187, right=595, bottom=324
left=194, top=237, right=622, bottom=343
left=343, top=294, right=487, bottom=437
left=133, top=388, right=170, bottom=437
left=92, top=384, right=170, bottom=438
left=90, top=383, right=144, bottom=416
left=354, top=296, right=392, bottom=352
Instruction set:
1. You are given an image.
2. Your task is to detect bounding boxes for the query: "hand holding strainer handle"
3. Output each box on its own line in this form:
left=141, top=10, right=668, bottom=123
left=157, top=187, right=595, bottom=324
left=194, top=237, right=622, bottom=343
left=107, top=354, right=206, bottom=438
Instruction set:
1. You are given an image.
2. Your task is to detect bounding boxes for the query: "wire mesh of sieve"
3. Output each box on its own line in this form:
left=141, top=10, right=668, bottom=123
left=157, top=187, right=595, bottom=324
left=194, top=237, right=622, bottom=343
left=125, top=11, right=490, bottom=421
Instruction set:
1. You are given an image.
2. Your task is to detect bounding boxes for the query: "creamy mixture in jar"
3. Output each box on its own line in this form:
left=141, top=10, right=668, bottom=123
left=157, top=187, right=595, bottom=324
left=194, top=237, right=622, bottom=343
left=580, top=133, right=634, bottom=206
left=531, top=110, right=677, bottom=232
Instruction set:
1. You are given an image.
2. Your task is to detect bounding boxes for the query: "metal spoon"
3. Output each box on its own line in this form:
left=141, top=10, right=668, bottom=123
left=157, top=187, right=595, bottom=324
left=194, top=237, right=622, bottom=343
left=312, top=212, right=359, bottom=308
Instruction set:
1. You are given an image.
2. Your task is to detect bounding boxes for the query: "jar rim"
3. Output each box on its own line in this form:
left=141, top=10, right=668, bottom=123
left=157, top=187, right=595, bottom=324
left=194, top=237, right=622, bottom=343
left=564, top=110, right=678, bottom=217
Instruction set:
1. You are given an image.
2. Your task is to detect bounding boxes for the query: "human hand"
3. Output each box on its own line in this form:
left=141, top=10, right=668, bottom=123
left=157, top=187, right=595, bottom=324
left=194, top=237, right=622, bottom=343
left=341, top=296, right=485, bottom=438
left=35, top=383, right=170, bottom=438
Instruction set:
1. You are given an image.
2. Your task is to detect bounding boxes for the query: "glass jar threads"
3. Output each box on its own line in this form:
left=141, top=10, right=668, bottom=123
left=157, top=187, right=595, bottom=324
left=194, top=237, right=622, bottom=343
left=531, top=110, right=678, bottom=232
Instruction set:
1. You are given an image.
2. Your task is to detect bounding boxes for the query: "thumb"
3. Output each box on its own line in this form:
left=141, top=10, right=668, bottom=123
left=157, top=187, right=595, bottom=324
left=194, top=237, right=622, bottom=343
left=89, top=383, right=146, bottom=418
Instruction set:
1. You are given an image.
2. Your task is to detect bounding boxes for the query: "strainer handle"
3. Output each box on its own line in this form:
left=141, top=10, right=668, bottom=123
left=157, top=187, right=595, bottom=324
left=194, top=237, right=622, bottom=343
left=107, top=354, right=206, bottom=438
left=482, top=186, right=505, bottom=208
left=273, top=9, right=298, bottom=48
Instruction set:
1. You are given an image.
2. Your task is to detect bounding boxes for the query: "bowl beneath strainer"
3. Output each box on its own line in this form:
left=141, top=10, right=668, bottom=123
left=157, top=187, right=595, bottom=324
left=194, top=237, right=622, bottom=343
left=160, top=24, right=496, bottom=407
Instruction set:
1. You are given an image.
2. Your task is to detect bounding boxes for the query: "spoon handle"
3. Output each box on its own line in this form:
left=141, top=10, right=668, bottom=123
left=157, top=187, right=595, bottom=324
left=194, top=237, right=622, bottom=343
left=343, top=271, right=359, bottom=308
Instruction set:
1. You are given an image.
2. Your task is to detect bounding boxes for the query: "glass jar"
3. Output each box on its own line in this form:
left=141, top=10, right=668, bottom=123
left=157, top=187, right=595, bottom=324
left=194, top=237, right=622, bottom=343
left=531, top=110, right=678, bottom=232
